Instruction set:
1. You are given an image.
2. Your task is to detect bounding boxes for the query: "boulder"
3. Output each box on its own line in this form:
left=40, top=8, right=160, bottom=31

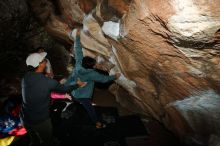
left=28, top=0, right=220, bottom=145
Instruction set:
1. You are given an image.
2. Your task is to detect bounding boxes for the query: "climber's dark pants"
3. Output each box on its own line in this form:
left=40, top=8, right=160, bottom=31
left=77, top=98, right=98, bottom=123
left=23, top=118, right=53, bottom=146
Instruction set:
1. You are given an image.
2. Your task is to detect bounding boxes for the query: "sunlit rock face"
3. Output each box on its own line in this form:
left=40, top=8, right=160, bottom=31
left=29, top=0, right=220, bottom=145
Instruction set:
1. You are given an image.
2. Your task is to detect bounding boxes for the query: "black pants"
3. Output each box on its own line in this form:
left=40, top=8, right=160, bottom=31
left=24, top=119, right=53, bottom=146
left=76, top=98, right=98, bottom=123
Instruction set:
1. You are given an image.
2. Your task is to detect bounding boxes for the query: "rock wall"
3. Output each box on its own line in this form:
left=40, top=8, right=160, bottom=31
left=28, top=0, right=220, bottom=145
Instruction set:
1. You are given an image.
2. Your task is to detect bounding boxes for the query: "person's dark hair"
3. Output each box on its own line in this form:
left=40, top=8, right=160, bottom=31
left=27, top=65, right=37, bottom=72
left=36, top=46, right=45, bottom=52
left=82, top=56, right=96, bottom=69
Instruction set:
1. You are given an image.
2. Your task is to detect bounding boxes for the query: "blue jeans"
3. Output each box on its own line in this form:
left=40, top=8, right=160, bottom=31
left=76, top=98, right=98, bottom=123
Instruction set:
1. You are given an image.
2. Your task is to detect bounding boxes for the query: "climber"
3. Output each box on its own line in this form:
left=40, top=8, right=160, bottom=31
left=20, top=52, right=87, bottom=146
left=65, top=28, right=121, bottom=129
left=37, top=47, right=54, bottom=78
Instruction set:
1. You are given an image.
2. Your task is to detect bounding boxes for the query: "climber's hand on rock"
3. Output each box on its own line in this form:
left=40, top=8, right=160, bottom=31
left=69, top=28, right=77, bottom=41
left=69, top=28, right=81, bottom=41
left=115, top=73, right=121, bottom=79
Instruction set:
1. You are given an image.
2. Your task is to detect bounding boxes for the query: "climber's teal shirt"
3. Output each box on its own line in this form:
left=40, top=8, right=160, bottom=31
left=65, top=35, right=116, bottom=99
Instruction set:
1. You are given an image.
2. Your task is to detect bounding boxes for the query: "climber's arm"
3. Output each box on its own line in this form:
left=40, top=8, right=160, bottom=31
left=74, top=30, right=83, bottom=69
left=87, top=70, right=120, bottom=83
